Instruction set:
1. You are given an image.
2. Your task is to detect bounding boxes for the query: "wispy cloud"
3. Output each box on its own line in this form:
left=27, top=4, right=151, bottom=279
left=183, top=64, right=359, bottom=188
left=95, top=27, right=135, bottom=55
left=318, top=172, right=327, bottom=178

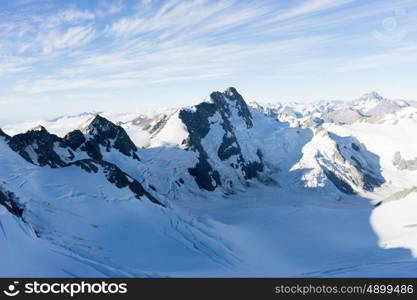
left=17, top=34, right=327, bottom=94
left=336, top=45, right=417, bottom=72
left=39, top=25, right=97, bottom=54
left=98, top=0, right=124, bottom=16
left=0, top=62, right=31, bottom=76
left=42, top=8, right=96, bottom=28
left=105, top=0, right=239, bottom=38
left=0, top=95, right=48, bottom=105
left=266, top=0, right=357, bottom=23
left=1, top=0, right=417, bottom=118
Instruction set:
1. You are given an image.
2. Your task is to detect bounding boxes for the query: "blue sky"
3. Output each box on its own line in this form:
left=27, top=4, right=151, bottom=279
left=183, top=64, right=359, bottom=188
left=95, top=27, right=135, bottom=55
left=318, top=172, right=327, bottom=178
left=1, top=0, right=417, bottom=123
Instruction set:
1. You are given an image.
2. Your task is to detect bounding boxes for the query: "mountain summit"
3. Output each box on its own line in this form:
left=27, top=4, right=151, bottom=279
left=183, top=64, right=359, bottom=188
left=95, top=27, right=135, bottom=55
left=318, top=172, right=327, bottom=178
left=78, top=115, right=139, bottom=160
left=358, top=91, right=384, bottom=102
left=167, top=87, right=264, bottom=191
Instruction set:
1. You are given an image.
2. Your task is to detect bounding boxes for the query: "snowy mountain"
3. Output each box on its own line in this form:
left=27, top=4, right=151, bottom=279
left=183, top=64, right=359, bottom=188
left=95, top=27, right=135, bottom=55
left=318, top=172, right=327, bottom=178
left=1, top=88, right=417, bottom=277
left=170, top=87, right=264, bottom=191
left=2, top=116, right=163, bottom=206
left=290, top=128, right=384, bottom=194
left=251, top=91, right=411, bottom=126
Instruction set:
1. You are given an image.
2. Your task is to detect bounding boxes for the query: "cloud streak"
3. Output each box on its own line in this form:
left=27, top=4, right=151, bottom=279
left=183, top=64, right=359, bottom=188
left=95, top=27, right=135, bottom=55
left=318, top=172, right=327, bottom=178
left=1, top=0, right=417, bottom=115
left=39, top=25, right=97, bottom=54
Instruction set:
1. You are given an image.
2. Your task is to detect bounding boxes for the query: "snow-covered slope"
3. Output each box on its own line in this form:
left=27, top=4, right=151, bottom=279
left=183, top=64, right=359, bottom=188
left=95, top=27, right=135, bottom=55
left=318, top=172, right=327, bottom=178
left=290, top=128, right=384, bottom=195
left=0, top=135, right=240, bottom=277
left=325, top=105, right=417, bottom=199
left=0, top=207, right=106, bottom=277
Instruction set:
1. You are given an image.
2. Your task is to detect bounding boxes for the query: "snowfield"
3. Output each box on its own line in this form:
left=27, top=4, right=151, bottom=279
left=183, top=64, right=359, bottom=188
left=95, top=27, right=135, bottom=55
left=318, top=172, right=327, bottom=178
left=1, top=88, right=417, bottom=277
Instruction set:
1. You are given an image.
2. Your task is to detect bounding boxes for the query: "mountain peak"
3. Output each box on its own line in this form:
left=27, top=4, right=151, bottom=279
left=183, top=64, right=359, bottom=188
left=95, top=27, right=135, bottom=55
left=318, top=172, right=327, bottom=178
left=359, top=91, right=384, bottom=101
left=224, top=87, right=239, bottom=98
left=206, top=87, right=253, bottom=128
left=8, top=125, right=66, bottom=168
left=177, top=87, right=262, bottom=191
left=30, top=125, right=48, bottom=132
left=78, top=114, right=139, bottom=160
left=80, top=114, right=113, bottom=134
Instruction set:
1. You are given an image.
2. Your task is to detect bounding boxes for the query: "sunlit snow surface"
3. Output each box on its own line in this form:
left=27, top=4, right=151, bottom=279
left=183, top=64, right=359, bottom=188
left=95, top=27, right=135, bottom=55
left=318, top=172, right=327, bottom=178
left=1, top=93, right=417, bottom=277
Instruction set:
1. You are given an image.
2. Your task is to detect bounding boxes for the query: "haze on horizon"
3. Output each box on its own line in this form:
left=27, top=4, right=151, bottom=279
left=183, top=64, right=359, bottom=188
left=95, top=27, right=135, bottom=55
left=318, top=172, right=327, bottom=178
left=1, top=0, right=417, bottom=123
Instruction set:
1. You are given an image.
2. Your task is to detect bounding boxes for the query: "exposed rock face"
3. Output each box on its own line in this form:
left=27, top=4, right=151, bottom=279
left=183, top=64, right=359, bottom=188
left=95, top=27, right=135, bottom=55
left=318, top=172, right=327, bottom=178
left=223, top=87, right=253, bottom=128
left=130, top=114, right=170, bottom=135
left=179, top=87, right=264, bottom=191
left=0, top=129, right=10, bottom=140
left=79, top=115, right=139, bottom=160
left=393, top=152, right=417, bottom=171
left=70, top=159, right=164, bottom=206
left=292, top=129, right=385, bottom=195
left=382, top=186, right=417, bottom=203
left=179, top=102, right=220, bottom=191
left=8, top=126, right=68, bottom=168
left=323, top=169, right=355, bottom=194
left=0, top=187, right=23, bottom=218
left=326, top=132, right=385, bottom=193
left=7, top=115, right=140, bottom=167
left=3, top=117, right=161, bottom=206
left=64, top=130, right=86, bottom=151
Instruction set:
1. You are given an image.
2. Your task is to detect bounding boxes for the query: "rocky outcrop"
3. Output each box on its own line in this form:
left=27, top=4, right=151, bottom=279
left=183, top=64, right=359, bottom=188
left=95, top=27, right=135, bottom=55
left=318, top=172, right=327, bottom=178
left=130, top=114, right=170, bottom=135
left=6, top=116, right=140, bottom=167
left=8, top=126, right=68, bottom=168
left=326, top=132, right=385, bottom=193
left=0, top=187, right=23, bottom=218
left=393, top=152, right=417, bottom=171
left=70, top=159, right=164, bottom=207
left=78, top=115, right=140, bottom=160
left=292, top=129, right=385, bottom=195
left=179, top=102, right=220, bottom=191
left=0, top=129, right=10, bottom=140
left=179, top=87, right=264, bottom=191
left=323, top=169, right=355, bottom=194
left=64, top=130, right=86, bottom=151
left=3, top=117, right=161, bottom=206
